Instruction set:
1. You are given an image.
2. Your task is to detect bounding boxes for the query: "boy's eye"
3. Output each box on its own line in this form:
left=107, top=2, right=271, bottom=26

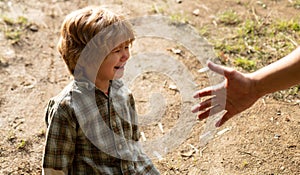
left=112, top=45, right=129, bottom=53
left=113, top=49, right=121, bottom=53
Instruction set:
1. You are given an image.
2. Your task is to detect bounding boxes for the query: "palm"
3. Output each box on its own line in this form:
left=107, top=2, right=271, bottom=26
left=192, top=62, right=258, bottom=126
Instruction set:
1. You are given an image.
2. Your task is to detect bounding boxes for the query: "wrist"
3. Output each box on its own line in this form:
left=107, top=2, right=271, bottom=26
left=248, top=72, right=265, bottom=99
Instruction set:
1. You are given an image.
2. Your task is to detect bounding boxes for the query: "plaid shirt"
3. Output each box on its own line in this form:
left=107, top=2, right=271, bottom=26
left=43, top=79, right=160, bottom=175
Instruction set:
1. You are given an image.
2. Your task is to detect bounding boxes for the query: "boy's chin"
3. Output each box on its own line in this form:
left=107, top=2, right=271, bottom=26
left=113, top=70, right=124, bottom=79
left=113, top=77, right=122, bottom=80
left=112, top=74, right=124, bottom=80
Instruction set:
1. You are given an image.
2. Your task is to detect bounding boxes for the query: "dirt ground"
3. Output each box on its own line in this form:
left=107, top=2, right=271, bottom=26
left=0, top=0, right=299, bottom=174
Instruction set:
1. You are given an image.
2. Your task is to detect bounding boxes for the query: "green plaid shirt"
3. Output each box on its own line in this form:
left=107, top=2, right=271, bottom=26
left=43, top=79, right=160, bottom=175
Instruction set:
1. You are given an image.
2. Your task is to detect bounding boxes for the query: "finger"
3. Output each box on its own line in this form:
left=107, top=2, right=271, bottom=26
left=197, top=109, right=210, bottom=120
left=193, top=87, right=213, bottom=98
left=194, top=80, right=227, bottom=99
left=197, top=104, right=223, bottom=120
left=191, top=98, right=213, bottom=113
left=191, top=104, right=201, bottom=113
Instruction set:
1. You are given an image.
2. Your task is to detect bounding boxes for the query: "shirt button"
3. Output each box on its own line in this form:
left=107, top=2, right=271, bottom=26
left=118, top=144, right=122, bottom=150
left=123, top=164, right=128, bottom=169
left=112, top=121, right=117, bottom=128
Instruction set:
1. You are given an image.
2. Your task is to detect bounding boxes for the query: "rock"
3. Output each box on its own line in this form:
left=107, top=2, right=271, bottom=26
left=0, top=56, right=9, bottom=67
left=0, top=46, right=16, bottom=67
left=168, top=84, right=178, bottom=91
left=216, top=127, right=231, bottom=136
left=192, top=9, right=200, bottom=16
left=170, top=48, right=182, bottom=55
left=29, top=24, right=39, bottom=32
left=274, top=134, right=280, bottom=139
left=158, top=122, right=164, bottom=133
left=180, top=149, right=195, bottom=158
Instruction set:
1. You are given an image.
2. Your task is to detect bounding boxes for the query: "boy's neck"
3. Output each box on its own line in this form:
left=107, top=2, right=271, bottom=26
left=95, top=79, right=110, bottom=93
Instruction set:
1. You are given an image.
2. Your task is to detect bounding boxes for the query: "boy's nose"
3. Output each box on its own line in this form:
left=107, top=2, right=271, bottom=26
left=120, top=50, right=130, bottom=62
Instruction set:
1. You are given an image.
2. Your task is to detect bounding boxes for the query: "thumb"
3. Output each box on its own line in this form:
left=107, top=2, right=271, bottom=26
left=207, top=61, right=232, bottom=77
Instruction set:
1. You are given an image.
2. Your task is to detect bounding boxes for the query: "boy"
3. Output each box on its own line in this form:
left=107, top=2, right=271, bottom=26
left=42, top=6, right=160, bottom=175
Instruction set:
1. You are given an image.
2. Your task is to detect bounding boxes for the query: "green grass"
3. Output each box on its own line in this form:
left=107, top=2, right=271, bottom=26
left=3, top=16, right=28, bottom=26
left=6, top=130, right=16, bottom=142
left=217, top=9, right=241, bottom=25
left=234, top=57, right=256, bottom=71
left=1, top=15, right=29, bottom=44
left=17, top=139, right=27, bottom=149
left=211, top=14, right=300, bottom=71
left=198, top=26, right=209, bottom=37
left=5, top=30, right=21, bottom=41
left=272, top=19, right=300, bottom=35
left=198, top=8, right=300, bottom=99
left=150, top=4, right=165, bottom=14
left=3, top=16, right=15, bottom=25
left=170, top=13, right=188, bottom=24
left=292, top=0, right=300, bottom=9
left=16, top=16, right=28, bottom=25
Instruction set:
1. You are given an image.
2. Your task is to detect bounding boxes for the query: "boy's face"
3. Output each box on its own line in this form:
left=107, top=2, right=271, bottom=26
left=96, top=41, right=131, bottom=81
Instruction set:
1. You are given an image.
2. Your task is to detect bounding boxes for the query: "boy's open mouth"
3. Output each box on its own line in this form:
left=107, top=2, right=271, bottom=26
left=114, top=65, right=125, bottom=70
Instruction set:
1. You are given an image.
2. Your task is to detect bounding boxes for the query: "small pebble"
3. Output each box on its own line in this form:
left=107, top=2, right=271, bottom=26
left=193, top=9, right=200, bottom=16
left=29, top=24, right=39, bottom=32
left=274, top=134, right=280, bottom=139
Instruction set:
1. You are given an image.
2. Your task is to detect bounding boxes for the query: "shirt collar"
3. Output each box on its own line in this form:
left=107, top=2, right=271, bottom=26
left=74, top=78, right=124, bottom=92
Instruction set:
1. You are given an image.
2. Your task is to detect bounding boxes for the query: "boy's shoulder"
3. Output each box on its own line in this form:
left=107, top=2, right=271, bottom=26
left=44, top=81, right=77, bottom=126
left=46, top=81, right=74, bottom=112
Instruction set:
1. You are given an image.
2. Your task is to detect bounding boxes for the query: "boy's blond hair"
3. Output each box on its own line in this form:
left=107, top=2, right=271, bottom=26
left=57, top=6, right=134, bottom=75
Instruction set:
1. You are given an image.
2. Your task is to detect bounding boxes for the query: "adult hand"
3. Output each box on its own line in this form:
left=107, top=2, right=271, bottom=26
left=192, top=61, right=259, bottom=127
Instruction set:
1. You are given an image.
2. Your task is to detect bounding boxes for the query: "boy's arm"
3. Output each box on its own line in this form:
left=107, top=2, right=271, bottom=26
left=43, top=101, right=76, bottom=174
left=128, top=94, right=141, bottom=142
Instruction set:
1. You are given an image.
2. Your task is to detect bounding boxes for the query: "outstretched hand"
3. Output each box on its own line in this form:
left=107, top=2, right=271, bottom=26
left=192, top=61, right=259, bottom=127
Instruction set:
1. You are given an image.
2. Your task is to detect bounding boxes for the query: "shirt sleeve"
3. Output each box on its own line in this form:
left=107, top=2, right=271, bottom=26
left=43, top=99, right=77, bottom=171
left=42, top=168, right=67, bottom=175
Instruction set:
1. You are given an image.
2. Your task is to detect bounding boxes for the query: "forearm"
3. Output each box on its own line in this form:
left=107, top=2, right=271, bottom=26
left=250, top=47, right=300, bottom=97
